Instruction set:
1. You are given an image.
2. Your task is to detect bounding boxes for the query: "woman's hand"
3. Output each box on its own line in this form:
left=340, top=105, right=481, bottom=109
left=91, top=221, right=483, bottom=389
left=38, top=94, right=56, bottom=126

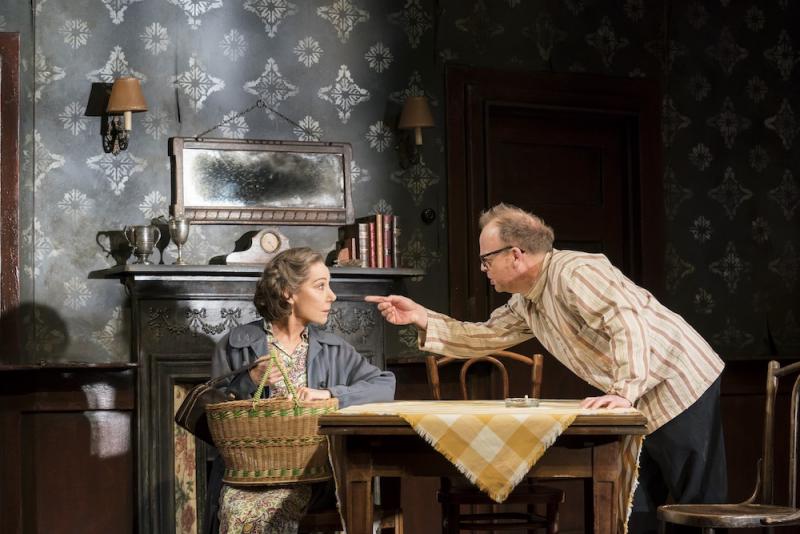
left=295, top=387, right=332, bottom=401
left=248, top=355, right=284, bottom=386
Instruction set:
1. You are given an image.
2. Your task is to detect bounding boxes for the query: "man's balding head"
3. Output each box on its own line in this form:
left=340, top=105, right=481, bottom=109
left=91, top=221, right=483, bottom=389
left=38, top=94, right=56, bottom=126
left=478, top=203, right=554, bottom=254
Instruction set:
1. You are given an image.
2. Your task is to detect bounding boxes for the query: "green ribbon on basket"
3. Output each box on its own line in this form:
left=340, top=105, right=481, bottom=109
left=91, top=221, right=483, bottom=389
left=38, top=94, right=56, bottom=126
left=251, top=344, right=300, bottom=411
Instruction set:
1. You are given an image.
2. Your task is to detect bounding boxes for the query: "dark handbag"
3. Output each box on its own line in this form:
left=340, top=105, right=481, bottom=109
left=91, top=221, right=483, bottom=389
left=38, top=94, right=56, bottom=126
left=174, top=361, right=259, bottom=445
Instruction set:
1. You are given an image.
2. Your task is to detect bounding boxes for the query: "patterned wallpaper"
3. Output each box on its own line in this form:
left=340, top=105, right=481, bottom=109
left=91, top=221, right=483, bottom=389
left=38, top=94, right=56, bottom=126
left=1, top=0, right=797, bottom=363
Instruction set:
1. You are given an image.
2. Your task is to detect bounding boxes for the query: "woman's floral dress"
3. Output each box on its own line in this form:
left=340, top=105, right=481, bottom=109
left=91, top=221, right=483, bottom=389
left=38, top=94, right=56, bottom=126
left=219, top=325, right=313, bottom=534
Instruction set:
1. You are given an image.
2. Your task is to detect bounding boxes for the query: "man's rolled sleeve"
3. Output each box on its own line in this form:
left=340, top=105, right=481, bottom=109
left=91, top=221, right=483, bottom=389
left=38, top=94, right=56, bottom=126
left=418, top=311, right=450, bottom=353
left=418, top=304, right=533, bottom=358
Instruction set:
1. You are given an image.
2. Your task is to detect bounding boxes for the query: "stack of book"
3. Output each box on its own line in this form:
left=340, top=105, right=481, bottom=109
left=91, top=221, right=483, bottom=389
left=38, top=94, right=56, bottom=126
left=338, top=214, right=400, bottom=268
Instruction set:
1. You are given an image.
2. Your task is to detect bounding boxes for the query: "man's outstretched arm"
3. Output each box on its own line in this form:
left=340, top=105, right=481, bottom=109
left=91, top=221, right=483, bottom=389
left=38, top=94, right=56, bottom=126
left=364, top=295, right=429, bottom=330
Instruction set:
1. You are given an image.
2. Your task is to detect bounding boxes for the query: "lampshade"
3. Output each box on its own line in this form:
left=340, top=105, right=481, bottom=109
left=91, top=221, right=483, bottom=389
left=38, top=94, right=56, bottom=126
left=107, top=77, right=147, bottom=114
left=398, top=96, right=434, bottom=129
left=398, top=95, right=434, bottom=146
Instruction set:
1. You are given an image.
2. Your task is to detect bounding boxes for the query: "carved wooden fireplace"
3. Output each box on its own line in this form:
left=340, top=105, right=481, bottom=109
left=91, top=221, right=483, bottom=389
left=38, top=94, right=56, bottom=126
left=92, top=264, right=421, bottom=534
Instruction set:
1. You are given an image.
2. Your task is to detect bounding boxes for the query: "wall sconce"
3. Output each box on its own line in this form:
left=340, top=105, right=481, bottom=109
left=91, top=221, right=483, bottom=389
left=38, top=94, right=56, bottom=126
left=104, top=77, right=147, bottom=155
left=398, top=95, right=434, bottom=167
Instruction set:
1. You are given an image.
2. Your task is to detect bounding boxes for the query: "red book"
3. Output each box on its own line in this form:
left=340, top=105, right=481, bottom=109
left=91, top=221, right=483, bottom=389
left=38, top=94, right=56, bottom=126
left=348, top=237, right=357, bottom=262
left=368, top=221, right=376, bottom=268
left=375, top=213, right=384, bottom=268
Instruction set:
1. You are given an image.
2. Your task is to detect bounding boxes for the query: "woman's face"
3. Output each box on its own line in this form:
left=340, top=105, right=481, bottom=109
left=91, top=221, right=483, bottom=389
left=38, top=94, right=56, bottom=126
left=288, top=261, right=336, bottom=325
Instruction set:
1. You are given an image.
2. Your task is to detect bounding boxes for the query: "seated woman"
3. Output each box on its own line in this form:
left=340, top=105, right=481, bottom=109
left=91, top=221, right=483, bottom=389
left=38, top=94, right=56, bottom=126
left=206, top=247, right=396, bottom=534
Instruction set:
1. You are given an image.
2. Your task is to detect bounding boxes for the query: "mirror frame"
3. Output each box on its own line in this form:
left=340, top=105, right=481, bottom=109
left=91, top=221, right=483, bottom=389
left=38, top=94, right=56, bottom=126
left=169, top=137, right=354, bottom=225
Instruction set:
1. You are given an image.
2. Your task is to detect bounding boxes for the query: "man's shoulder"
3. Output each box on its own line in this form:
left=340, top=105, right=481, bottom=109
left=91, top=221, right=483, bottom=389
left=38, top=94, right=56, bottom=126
left=549, top=249, right=611, bottom=274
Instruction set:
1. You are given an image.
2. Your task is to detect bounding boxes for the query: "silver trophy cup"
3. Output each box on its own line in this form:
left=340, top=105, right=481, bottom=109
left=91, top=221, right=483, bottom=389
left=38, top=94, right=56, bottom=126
left=168, top=217, right=191, bottom=265
left=124, top=224, right=161, bottom=265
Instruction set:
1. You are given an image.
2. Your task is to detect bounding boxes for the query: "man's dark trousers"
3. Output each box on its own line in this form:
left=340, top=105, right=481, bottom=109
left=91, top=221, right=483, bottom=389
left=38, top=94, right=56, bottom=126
left=629, top=376, right=727, bottom=534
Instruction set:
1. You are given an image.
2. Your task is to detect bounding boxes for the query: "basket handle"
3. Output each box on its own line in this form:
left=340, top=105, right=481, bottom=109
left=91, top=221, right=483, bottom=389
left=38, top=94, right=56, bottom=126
left=251, top=345, right=300, bottom=410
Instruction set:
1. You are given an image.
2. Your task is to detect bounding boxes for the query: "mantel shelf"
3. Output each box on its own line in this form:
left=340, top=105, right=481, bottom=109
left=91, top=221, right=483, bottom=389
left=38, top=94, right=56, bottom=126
left=0, top=362, right=138, bottom=372
left=90, top=264, right=424, bottom=280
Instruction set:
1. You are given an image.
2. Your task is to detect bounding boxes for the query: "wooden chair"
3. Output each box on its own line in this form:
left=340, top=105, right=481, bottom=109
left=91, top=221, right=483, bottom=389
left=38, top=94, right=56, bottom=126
left=425, top=350, right=564, bottom=533
left=298, top=477, right=403, bottom=534
left=298, top=507, right=402, bottom=533
left=657, top=360, right=800, bottom=533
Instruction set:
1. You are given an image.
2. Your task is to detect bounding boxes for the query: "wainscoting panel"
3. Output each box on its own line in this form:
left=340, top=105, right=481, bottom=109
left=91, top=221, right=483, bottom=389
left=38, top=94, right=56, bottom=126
left=0, top=365, right=135, bottom=534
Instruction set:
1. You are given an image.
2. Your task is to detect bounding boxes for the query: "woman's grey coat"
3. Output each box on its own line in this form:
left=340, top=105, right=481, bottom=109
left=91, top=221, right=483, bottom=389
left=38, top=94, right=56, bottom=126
left=212, top=320, right=396, bottom=406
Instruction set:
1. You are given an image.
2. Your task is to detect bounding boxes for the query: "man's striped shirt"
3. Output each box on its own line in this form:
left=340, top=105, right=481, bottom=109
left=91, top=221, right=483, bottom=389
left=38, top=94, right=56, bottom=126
left=421, top=249, right=724, bottom=432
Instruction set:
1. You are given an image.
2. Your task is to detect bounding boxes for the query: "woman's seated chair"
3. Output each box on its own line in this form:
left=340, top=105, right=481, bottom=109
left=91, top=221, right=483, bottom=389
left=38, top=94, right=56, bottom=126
left=657, top=359, right=800, bottom=533
left=298, top=507, right=402, bottom=534
left=425, top=350, right=564, bottom=533
left=298, top=477, right=403, bottom=534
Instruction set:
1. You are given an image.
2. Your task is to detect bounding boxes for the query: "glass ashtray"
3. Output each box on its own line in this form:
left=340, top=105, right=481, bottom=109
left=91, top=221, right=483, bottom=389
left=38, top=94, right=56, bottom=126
left=504, top=397, right=539, bottom=407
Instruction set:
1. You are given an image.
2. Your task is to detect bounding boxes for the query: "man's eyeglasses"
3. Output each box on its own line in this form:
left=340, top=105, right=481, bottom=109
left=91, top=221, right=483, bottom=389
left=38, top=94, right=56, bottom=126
left=479, top=245, right=522, bottom=268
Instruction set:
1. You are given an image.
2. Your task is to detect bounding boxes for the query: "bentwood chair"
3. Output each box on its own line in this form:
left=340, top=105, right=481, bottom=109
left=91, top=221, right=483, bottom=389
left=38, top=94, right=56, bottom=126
left=298, top=478, right=403, bottom=533
left=657, top=359, right=800, bottom=533
left=425, top=351, right=564, bottom=533
left=298, top=507, right=403, bottom=534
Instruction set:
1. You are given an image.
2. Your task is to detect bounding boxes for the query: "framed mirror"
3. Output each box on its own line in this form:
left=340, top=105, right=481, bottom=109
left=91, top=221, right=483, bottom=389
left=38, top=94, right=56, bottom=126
left=169, top=137, right=354, bottom=225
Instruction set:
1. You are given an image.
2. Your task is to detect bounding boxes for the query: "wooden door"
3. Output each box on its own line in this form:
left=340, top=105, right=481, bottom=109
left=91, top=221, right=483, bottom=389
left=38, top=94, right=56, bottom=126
left=485, top=105, right=631, bottom=312
left=445, top=65, right=663, bottom=399
left=0, top=32, right=20, bottom=357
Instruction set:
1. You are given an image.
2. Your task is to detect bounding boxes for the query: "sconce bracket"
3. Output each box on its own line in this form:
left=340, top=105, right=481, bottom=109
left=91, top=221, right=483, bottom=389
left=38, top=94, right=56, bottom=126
left=395, top=129, right=423, bottom=170
left=103, top=116, right=129, bottom=155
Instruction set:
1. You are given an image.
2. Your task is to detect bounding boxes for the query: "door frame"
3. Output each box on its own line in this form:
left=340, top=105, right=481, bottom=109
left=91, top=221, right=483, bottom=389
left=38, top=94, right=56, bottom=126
left=445, top=65, right=663, bottom=320
left=0, top=32, right=20, bottom=356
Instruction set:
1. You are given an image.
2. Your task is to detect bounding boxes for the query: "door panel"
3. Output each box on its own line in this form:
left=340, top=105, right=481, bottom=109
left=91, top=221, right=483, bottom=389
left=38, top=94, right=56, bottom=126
left=485, top=104, right=630, bottom=313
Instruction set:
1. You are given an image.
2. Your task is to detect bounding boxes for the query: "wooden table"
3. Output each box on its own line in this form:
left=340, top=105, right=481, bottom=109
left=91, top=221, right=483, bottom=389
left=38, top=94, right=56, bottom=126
left=319, top=403, right=647, bottom=534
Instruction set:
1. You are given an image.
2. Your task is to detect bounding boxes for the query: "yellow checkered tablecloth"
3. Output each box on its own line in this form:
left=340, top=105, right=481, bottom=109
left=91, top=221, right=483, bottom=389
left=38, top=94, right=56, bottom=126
left=337, top=400, right=643, bottom=534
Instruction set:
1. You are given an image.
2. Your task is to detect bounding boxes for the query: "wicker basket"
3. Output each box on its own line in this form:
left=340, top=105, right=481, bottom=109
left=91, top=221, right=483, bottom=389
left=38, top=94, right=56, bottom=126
left=206, top=349, right=339, bottom=485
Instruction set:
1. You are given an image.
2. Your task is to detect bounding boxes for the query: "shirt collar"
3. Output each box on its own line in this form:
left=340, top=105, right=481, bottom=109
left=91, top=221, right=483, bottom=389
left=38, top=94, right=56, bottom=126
left=524, top=249, right=553, bottom=302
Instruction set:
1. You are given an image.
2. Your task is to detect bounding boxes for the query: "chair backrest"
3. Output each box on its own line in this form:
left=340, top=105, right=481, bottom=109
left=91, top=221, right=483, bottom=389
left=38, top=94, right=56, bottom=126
left=425, top=351, right=543, bottom=401
left=760, top=360, right=800, bottom=507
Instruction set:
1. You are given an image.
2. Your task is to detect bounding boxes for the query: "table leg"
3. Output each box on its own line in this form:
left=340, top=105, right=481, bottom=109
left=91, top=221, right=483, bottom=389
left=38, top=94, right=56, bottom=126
left=592, top=439, right=622, bottom=534
left=345, top=477, right=373, bottom=533
left=339, top=441, right=374, bottom=534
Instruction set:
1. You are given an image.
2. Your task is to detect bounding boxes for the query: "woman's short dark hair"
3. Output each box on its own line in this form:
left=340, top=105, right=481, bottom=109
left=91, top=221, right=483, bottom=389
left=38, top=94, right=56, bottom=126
left=254, top=247, right=325, bottom=322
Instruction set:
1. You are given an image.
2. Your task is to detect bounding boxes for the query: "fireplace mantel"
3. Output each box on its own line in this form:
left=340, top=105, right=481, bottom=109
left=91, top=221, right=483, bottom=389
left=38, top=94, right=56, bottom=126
left=92, top=263, right=425, bottom=279
left=91, top=264, right=422, bottom=534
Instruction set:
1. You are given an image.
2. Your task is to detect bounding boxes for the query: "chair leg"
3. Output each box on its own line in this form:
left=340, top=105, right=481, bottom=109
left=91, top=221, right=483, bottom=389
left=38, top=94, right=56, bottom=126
left=545, top=502, right=558, bottom=534
left=441, top=502, right=459, bottom=534
left=526, top=503, right=537, bottom=534
left=701, top=529, right=714, bottom=534
left=657, top=520, right=665, bottom=534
